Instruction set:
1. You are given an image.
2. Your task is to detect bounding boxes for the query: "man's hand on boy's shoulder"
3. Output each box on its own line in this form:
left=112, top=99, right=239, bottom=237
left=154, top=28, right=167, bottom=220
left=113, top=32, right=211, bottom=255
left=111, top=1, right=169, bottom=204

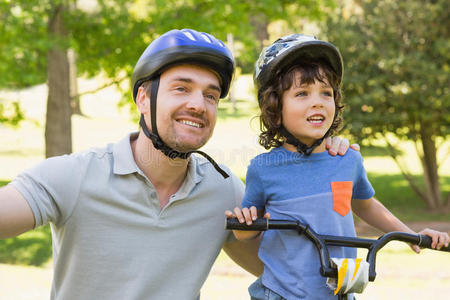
left=325, top=136, right=360, bottom=156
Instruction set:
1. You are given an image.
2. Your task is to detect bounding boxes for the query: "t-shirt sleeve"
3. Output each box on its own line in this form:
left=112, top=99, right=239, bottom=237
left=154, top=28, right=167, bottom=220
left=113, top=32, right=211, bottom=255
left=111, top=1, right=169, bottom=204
left=352, top=153, right=375, bottom=200
left=10, top=153, right=87, bottom=228
left=241, top=160, right=265, bottom=209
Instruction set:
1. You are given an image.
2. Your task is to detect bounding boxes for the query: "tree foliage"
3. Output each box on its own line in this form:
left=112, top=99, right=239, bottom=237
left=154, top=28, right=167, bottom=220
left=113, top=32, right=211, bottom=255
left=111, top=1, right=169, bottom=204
left=324, top=0, right=450, bottom=210
left=142, top=0, right=333, bottom=72
left=0, top=0, right=336, bottom=152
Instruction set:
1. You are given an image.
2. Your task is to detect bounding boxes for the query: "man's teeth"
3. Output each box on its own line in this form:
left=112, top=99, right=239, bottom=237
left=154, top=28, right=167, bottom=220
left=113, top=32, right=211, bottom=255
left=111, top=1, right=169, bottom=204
left=179, top=120, right=202, bottom=128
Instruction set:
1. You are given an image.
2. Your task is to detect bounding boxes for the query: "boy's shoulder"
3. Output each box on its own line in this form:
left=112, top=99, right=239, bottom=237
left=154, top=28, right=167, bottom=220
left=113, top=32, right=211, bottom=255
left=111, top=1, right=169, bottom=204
left=344, top=148, right=364, bottom=160
left=332, top=148, right=364, bottom=166
left=249, top=147, right=286, bottom=164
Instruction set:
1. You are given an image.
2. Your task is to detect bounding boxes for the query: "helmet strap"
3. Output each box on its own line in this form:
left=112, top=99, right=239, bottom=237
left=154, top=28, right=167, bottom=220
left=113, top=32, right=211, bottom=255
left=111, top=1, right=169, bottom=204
left=280, top=126, right=331, bottom=156
left=139, top=76, right=229, bottom=178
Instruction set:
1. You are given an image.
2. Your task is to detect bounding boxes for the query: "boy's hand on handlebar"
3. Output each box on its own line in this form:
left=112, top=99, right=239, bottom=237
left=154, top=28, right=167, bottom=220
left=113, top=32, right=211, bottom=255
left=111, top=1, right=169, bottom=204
left=225, top=207, right=269, bottom=241
left=413, top=228, right=450, bottom=253
left=225, top=206, right=270, bottom=225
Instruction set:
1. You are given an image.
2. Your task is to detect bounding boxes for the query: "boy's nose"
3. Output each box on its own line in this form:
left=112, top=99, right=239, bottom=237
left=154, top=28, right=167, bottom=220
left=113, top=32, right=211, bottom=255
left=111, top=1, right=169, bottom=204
left=311, top=94, right=324, bottom=107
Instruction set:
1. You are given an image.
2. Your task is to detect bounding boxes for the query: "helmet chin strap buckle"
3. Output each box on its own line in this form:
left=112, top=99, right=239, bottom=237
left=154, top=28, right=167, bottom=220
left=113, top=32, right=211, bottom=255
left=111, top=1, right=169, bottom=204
left=139, top=114, right=229, bottom=179
left=281, top=126, right=328, bottom=156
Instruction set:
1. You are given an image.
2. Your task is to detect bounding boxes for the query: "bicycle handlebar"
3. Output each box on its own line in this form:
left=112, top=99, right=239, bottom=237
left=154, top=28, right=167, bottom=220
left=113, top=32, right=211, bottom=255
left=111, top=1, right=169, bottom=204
left=226, top=218, right=449, bottom=281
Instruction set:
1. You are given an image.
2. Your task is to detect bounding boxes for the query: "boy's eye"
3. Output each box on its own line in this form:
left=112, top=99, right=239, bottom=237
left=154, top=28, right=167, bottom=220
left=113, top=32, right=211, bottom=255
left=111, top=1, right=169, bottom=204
left=296, top=91, right=307, bottom=97
left=323, top=90, right=333, bottom=97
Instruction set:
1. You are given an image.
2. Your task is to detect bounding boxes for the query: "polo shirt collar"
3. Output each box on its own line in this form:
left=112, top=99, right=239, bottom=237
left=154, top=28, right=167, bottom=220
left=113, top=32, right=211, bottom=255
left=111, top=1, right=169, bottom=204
left=113, top=132, right=140, bottom=175
left=112, top=132, right=204, bottom=185
left=186, top=154, right=203, bottom=185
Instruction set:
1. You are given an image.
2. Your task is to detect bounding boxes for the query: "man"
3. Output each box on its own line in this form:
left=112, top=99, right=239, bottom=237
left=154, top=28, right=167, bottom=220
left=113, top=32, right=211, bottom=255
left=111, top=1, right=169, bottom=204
left=0, top=29, right=353, bottom=299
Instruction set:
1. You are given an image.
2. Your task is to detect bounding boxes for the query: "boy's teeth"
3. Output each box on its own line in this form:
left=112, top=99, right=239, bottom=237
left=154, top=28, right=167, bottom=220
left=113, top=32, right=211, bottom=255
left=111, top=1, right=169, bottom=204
left=180, top=120, right=202, bottom=128
left=307, top=116, right=324, bottom=123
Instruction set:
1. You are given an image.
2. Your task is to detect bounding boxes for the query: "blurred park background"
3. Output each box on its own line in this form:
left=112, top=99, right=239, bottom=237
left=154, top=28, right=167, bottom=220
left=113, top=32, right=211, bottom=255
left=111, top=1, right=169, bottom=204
left=0, top=0, right=449, bottom=299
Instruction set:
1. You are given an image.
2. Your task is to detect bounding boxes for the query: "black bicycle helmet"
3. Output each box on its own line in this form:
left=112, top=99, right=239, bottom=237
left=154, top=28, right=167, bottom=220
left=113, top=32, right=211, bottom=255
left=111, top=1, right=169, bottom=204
left=254, top=34, right=343, bottom=91
left=254, top=34, right=344, bottom=156
left=131, top=29, right=235, bottom=178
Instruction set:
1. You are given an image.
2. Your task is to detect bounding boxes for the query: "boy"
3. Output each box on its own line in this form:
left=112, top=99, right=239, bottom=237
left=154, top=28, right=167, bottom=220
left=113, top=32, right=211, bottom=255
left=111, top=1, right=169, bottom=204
left=226, top=34, right=449, bottom=300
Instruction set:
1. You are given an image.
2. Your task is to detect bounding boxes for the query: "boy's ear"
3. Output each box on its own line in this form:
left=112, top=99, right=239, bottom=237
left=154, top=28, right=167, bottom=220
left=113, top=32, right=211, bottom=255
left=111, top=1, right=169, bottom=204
left=276, top=115, right=282, bottom=126
left=135, top=86, right=150, bottom=114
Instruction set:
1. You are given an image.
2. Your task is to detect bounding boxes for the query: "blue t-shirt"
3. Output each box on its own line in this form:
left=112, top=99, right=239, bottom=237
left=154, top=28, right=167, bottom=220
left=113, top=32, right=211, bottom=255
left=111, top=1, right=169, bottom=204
left=242, top=147, right=375, bottom=300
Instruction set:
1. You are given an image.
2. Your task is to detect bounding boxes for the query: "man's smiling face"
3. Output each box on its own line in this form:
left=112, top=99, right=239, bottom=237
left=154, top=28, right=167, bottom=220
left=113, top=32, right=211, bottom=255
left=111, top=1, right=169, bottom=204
left=152, top=64, right=221, bottom=152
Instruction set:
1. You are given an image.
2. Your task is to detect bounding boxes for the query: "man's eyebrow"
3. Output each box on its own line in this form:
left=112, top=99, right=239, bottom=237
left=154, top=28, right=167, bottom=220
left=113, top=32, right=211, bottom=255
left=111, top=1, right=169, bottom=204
left=207, top=84, right=221, bottom=93
left=170, top=77, right=221, bottom=93
left=171, top=77, right=193, bottom=84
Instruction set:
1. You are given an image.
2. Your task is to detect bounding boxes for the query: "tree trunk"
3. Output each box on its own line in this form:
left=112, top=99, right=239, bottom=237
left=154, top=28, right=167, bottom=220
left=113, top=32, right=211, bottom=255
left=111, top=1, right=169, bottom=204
left=68, top=48, right=83, bottom=116
left=250, top=14, right=269, bottom=50
left=45, top=3, right=72, bottom=158
left=419, top=122, right=442, bottom=210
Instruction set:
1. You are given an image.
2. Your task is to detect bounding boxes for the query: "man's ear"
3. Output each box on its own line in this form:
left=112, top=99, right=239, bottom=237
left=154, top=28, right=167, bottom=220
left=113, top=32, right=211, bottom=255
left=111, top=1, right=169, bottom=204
left=135, top=86, right=150, bottom=114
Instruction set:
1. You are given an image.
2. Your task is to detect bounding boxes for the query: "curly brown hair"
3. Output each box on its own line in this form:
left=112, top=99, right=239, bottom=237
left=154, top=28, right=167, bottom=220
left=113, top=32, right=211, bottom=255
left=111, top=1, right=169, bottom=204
left=258, top=59, right=344, bottom=150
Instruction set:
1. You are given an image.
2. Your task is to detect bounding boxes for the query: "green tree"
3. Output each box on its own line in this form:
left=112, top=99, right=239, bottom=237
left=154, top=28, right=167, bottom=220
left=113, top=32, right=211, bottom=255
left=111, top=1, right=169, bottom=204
left=325, top=0, right=449, bottom=210
left=0, top=0, right=148, bottom=157
left=144, top=0, right=333, bottom=72
left=1, top=0, right=335, bottom=156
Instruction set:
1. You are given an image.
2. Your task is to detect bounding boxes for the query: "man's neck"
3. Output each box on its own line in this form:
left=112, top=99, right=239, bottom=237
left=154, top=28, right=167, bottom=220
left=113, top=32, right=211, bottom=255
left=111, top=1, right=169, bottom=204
left=131, top=131, right=189, bottom=208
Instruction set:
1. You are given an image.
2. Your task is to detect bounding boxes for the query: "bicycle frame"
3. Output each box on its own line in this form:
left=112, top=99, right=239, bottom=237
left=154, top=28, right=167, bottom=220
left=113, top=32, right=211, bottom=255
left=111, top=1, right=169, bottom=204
left=226, top=218, right=449, bottom=300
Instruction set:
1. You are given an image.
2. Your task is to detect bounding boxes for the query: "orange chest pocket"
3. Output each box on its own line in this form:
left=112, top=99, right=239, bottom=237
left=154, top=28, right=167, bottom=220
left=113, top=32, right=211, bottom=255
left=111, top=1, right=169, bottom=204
left=330, top=181, right=353, bottom=216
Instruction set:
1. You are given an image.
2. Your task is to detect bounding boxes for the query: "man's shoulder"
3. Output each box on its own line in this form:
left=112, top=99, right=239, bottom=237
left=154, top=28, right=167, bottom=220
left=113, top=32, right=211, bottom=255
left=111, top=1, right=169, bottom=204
left=56, top=144, right=113, bottom=165
left=27, top=143, right=114, bottom=178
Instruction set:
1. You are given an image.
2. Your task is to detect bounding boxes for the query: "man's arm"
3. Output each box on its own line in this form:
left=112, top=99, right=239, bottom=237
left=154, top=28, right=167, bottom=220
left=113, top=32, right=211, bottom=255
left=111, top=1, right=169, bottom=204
left=222, top=236, right=264, bottom=277
left=0, top=185, right=35, bottom=239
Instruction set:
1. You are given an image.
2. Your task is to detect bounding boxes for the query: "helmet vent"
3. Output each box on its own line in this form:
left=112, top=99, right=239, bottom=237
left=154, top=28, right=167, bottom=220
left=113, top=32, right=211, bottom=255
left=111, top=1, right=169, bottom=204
left=201, top=33, right=212, bottom=43
left=183, top=31, right=196, bottom=41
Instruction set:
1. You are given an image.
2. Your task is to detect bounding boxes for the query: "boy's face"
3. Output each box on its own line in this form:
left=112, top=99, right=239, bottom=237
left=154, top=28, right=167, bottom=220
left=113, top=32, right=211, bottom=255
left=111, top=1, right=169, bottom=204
left=281, top=69, right=335, bottom=151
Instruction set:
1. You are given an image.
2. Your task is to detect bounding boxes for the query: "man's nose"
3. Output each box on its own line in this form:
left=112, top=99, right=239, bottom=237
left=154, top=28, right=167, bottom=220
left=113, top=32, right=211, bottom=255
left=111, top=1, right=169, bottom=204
left=186, top=90, right=206, bottom=112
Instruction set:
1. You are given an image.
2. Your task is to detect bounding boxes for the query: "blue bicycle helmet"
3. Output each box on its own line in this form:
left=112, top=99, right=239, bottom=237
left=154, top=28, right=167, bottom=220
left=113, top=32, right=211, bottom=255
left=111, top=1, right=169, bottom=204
left=132, top=29, right=234, bottom=100
left=131, top=29, right=234, bottom=178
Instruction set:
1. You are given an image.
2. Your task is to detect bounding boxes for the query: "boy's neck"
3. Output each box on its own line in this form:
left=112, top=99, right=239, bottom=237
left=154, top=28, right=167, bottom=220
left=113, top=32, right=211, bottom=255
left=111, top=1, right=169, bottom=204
left=282, top=139, right=327, bottom=153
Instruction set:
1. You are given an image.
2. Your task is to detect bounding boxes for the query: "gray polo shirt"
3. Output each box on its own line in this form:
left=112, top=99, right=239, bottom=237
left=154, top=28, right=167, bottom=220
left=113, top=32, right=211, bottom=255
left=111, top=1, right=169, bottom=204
left=11, top=132, right=244, bottom=300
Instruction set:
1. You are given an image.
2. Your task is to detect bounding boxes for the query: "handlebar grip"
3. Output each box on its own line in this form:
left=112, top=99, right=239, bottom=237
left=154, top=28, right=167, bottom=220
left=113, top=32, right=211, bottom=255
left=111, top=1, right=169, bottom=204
left=418, top=234, right=450, bottom=252
left=225, top=218, right=268, bottom=231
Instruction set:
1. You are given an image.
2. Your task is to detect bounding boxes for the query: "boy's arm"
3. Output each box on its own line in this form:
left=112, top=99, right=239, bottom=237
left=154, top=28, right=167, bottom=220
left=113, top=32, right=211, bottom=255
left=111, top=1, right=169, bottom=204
left=0, top=185, right=35, bottom=239
left=352, top=197, right=449, bottom=252
left=352, top=197, right=413, bottom=234
left=222, top=235, right=264, bottom=276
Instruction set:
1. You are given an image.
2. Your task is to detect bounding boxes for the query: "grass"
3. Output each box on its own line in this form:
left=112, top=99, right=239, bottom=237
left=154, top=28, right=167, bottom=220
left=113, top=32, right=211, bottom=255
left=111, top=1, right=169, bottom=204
left=0, top=180, right=53, bottom=266
left=0, top=226, right=52, bottom=266
left=368, top=173, right=450, bottom=221
left=0, top=180, right=9, bottom=187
